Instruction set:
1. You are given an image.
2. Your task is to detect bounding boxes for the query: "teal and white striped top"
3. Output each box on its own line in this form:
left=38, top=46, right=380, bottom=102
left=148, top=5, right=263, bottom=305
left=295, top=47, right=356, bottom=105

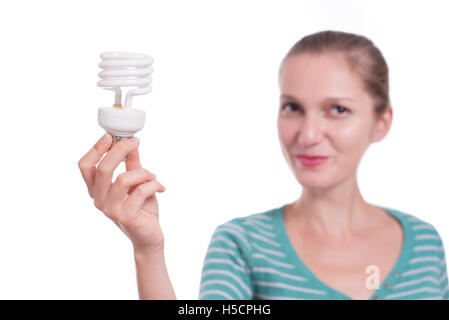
left=199, top=204, right=449, bottom=300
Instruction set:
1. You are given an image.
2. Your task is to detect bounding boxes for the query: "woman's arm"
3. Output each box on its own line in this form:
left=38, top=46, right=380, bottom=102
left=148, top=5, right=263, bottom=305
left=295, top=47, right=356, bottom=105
left=134, top=248, right=177, bottom=299
left=198, top=222, right=253, bottom=299
left=78, top=134, right=175, bottom=299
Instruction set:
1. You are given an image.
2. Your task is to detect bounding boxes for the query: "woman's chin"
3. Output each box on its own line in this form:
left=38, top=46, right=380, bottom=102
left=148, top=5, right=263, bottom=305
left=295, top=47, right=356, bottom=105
left=299, top=181, right=329, bottom=191
left=295, top=172, right=334, bottom=191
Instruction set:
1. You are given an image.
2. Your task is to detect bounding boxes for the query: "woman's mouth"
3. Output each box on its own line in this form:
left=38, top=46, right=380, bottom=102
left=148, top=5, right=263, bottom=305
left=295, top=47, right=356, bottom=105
left=296, top=155, right=329, bottom=167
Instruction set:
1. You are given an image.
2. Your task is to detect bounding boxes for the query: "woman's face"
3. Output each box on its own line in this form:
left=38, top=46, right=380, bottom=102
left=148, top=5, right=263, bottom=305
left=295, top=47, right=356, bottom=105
left=277, top=53, right=391, bottom=191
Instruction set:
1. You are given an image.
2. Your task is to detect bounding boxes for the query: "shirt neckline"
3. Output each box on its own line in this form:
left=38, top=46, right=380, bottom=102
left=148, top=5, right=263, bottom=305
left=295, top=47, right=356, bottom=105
left=273, top=203, right=414, bottom=300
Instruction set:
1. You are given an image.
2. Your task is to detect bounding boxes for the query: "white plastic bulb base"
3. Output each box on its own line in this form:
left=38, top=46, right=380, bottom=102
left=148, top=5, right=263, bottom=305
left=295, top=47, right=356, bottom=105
left=98, top=106, right=146, bottom=161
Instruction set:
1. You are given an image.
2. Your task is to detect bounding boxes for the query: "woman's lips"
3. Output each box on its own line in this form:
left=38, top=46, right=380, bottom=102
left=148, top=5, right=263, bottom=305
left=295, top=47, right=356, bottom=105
left=296, top=155, right=329, bottom=167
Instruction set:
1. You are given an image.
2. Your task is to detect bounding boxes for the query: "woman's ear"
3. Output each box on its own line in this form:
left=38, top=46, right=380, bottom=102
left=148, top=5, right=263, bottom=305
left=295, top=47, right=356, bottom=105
left=371, top=105, right=393, bottom=143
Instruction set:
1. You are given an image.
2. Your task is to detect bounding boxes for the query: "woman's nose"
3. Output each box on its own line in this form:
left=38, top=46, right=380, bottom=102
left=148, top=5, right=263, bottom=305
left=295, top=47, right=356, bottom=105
left=297, top=114, right=323, bottom=146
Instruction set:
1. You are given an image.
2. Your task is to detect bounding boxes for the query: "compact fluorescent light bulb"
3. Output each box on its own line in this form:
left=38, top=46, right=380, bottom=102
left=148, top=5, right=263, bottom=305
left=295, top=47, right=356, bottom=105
left=97, top=51, right=153, bottom=159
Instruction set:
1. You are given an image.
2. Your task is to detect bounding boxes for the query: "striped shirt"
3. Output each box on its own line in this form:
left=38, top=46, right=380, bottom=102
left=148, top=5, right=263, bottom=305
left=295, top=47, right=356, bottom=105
left=198, top=204, right=449, bottom=300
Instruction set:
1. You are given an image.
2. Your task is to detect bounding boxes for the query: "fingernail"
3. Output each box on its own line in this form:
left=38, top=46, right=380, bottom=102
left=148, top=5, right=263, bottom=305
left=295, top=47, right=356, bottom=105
left=101, top=133, right=110, bottom=142
left=131, top=137, right=139, bottom=144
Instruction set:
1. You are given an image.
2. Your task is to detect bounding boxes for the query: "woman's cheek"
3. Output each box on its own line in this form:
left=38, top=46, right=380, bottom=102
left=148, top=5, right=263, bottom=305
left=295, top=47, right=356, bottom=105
left=278, top=119, right=298, bottom=146
left=334, top=121, right=371, bottom=166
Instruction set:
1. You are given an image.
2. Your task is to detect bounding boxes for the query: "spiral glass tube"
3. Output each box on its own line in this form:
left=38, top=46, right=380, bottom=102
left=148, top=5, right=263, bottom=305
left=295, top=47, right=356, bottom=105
left=97, top=51, right=153, bottom=161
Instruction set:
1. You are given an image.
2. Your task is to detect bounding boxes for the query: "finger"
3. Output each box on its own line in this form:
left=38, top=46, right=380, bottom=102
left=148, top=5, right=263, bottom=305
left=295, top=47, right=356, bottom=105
left=125, top=143, right=142, bottom=172
left=106, top=168, right=156, bottom=210
left=121, top=180, right=165, bottom=220
left=78, top=133, right=112, bottom=197
left=95, top=137, right=140, bottom=206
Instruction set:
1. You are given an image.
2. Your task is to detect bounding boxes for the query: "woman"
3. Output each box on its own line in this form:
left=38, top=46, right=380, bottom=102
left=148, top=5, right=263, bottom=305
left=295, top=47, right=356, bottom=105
left=78, top=30, right=448, bottom=300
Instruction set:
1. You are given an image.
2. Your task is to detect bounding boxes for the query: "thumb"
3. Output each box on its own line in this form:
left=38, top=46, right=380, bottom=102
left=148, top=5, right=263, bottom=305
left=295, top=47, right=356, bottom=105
left=125, top=138, right=142, bottom=171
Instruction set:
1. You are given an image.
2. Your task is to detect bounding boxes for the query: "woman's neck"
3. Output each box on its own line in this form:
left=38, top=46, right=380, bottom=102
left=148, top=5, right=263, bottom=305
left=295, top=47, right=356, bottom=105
left=288, top=174, right=379, bottom=242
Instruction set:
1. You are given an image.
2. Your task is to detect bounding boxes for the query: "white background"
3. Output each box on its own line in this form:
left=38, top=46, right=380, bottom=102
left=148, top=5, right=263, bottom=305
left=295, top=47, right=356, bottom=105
left=0, top=0, right=448, bottom=299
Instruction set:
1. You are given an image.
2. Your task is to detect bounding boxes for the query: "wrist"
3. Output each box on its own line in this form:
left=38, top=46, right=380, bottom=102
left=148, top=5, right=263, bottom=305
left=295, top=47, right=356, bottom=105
left=133, top=244, right=165, bottom=260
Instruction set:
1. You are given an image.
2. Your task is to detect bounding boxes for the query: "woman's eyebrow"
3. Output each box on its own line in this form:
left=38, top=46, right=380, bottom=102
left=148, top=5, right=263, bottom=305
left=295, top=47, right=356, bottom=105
left=280, top=94, right=354, bottom=103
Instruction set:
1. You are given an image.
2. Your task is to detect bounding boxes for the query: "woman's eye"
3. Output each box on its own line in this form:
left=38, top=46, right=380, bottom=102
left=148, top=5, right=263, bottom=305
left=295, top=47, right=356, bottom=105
left=281, top=102, right=300, bottom=112
left=330, top=105, right=349, bottom=116
left=281, top=103, right=350, bottom=116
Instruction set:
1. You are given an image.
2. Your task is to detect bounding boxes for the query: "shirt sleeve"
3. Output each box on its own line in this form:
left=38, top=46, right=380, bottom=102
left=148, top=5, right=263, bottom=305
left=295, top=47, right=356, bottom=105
left=198, top=221, right=254, bottom=299
left=438, top=235, right=449, bottom=300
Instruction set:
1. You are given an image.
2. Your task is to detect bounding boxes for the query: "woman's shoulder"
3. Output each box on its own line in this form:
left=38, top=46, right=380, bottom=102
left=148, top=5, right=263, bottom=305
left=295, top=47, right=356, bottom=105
left=385, top=206, right=439, bottom=230
left=383, top=205, right=445, bottom=244
left=213, top=205, right=280, bottom=231
left=209, top=206, right=282, bottom=250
